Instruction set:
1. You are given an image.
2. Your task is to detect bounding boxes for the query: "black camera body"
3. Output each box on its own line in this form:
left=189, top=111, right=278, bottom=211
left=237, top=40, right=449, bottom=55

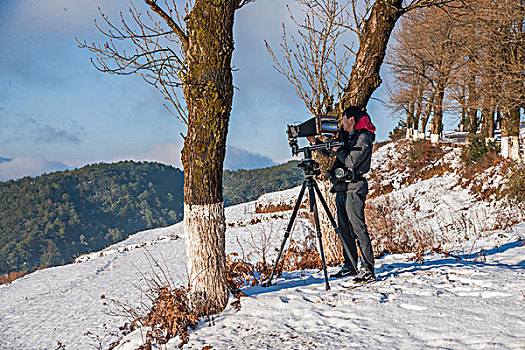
left=287, top=115, right=339, bottom=139
left=287, top=115, right=342, bottom=156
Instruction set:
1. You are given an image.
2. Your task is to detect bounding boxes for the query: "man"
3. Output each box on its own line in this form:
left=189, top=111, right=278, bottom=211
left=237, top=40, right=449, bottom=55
left=309, top=106, right=376, bottom=282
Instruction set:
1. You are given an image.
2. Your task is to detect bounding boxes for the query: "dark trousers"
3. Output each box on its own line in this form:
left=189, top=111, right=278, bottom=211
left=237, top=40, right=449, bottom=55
left=335, top=185, right=375, bottom=273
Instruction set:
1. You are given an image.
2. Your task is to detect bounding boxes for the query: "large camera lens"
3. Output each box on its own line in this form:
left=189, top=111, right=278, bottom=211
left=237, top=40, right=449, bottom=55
left=334, top=168, right=348, bottom=179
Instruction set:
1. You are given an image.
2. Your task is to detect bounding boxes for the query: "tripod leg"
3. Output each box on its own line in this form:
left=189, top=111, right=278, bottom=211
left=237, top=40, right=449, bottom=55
left=262, top=182, right=307, bottom=287
left=312, top=181, right=359, bottom=273
left=308, top=183, right=330, bottom=291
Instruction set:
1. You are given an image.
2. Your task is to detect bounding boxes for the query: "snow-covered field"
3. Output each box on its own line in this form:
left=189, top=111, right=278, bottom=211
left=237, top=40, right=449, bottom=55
left=1, top=141, right=524, bottom=350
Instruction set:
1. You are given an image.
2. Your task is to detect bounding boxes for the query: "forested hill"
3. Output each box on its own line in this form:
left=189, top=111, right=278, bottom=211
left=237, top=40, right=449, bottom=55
left=224, top=160, right=303, bottom=206
left=0, top=160, right=303, bottom=274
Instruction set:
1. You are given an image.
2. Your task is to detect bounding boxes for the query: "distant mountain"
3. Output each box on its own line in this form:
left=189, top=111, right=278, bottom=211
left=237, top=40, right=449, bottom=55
left=0, top=157, right=12, bottom=163
left=224, top=160, right=303, bottom=206
left=0, top=161, right=184, bottom=274
left=0, top=160, right=304, bottom=274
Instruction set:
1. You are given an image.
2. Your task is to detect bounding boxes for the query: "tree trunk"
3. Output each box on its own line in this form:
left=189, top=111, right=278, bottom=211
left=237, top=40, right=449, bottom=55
left=413, top=93, right=422, bottom=140
left=466, top=58, right=478, bottom=135
left=431, top=86, right=445, bottom=144
left=317, top=180, right=343, bottom=264
left=342, top=0, right=403, bottom=109
left=481, top=107, right=495, bottom=142
left=420, top=93, right=434, bottom=139
left=501, top=107, right=521, bottom=161
left=406, top=104, right=415, bottom=139
left=181, top=0, right=236, bottom=316
left=459, top=85, right=467, bottom=132
left=314, top=0, right=403, bottom=262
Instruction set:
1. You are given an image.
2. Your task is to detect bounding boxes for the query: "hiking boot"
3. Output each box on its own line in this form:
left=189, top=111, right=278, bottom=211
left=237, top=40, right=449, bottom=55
left=353, top=270, right=376, bottom=283
left=330, top=266, right=357, bottom=278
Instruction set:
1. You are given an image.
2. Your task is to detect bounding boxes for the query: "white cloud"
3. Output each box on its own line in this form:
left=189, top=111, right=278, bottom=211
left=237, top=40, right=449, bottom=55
left=112, top=142, right=184, bottom=168
left=0, top=157, right=69, bottom=181
left=112, top=142, right=277, bottom=171
left=225, top=146, right=276, bottom=170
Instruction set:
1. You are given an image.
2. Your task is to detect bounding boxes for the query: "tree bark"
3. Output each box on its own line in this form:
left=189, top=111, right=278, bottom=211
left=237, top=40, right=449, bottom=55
left=431, top=85, right=445, bottom=144
left=315, top=0, right=403, bottom=262
left=406, top=103, right=415, bottom=139
left=501, top=107, right=521, bottom=161
left=413, top=91, right=422, bottom=140
left=342, top=0, right=403, bottom=109
left=466, top=57, right=478, bottom=135
left=420, top=93, right=434, bottom=139
left=181, top=0, right=236, bottom=316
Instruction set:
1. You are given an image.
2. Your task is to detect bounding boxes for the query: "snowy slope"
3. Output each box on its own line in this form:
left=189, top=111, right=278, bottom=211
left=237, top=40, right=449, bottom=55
left=1, top=141, right=524, bottom=350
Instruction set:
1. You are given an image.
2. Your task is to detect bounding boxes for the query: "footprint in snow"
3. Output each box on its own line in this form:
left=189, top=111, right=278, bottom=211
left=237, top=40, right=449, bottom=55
left=480, top=291, right=512, bottom=298
left=279, top=295, right=298, bottom=303
left=400, top=303, right=428, bottom=311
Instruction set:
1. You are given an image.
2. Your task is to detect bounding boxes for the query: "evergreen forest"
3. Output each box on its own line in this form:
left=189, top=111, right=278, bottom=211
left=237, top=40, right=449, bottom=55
left=0, top=160, right=303, bottom=274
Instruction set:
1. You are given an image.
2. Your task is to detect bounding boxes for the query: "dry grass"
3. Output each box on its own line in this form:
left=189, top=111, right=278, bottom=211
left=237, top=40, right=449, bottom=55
left=102, top=250, right=199, bottom=349
left=225, top=234, right=322, bottom=312
left=256, top=203, right=295, bottom=213
left=366, top=197, right=437, bottom=262
left=502, top=164, right=525, bottom=204
left=0, top=270, right=28, bottom=285
left=403, top=139, right=447, bottom=183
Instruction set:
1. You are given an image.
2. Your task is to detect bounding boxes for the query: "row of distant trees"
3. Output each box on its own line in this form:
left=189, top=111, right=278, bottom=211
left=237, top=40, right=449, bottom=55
left=387, top=0, right=524, bottom=160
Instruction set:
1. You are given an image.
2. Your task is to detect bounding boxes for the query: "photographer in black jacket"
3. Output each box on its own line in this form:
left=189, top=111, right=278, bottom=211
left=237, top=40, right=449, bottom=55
left=309, top=106, right=376, bottom=282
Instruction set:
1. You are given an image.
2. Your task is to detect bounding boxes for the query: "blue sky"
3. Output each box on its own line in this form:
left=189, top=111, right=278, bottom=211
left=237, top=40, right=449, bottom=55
left=0, top=0, right=399, bottom=181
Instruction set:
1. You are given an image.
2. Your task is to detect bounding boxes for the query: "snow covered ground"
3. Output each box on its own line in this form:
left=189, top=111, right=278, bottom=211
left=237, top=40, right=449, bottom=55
left=1, top=141, right=524, bottom=350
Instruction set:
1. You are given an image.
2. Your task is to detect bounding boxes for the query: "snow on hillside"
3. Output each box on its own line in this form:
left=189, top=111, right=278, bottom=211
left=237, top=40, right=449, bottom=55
left=1, top=140, right=524, bottom=350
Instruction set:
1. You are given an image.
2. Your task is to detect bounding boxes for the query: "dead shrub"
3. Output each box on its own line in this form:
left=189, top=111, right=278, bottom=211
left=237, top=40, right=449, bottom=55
left=502, top=164, right=525, bottom=204
left=255, top=203, right=299, bottom=213
left=141, top=284, right=198, bottom=346
left=103, top=251, right=198, bottom=349
left=0, top=270, right=27, bottom=285
left=225, top=234, right=322, bottom=311
left=366, top=197, right=437, bottom=262
left=403, top=139, right=445, bottom=181
left=279, top=235, right=322, bottom=271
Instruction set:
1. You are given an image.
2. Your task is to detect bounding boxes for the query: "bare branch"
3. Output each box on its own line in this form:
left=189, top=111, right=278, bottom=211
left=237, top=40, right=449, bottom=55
left=145, top=0, right=189, bottom=50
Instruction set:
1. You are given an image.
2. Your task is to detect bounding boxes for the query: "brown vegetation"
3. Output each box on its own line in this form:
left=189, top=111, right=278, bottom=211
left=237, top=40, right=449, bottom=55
left=0, top=270, right=28, bottom=285
left=255, top=203, right=299, bottom=214
left=502, top=164, right=525, bottom=205
left=366, top=197, right=437, bottom=262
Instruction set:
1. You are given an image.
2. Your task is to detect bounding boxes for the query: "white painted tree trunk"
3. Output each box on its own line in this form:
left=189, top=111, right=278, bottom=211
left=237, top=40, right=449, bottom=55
left=406, top=128, right=413, bottom=139
left=430, top=133, right=440, bottom=144
left=184, top=202, right=228, bottom=315
left=412, top=130, right=419, bottom=140
left=501, top=136, right=522, bottom=162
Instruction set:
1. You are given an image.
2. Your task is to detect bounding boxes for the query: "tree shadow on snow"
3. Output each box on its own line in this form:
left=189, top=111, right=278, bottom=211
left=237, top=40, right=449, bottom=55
left=378, top=240, right=525, bottom=280
left=243, top=269, right=337, bottom=296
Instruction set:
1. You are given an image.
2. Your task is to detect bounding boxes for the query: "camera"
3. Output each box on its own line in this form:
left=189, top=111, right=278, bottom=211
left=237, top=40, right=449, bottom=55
left=334, top=167, right=350, bottom=179
left=287, top=115, right=339, bottom=139
left=286, top=115, right=342, bottom=156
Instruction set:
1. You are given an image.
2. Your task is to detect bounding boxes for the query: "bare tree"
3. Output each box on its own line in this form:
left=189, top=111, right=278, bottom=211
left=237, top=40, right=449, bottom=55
left=387, top=16, right=433, bottom=140
left=268, top=0, right=454, bottom=261
left=266, top=0, right=356, bottom=263
left=474, top=0, right=524, bottom=160
left=78, top=0, right=253, bottom=316
left=266, top=0, right=354, bottom=116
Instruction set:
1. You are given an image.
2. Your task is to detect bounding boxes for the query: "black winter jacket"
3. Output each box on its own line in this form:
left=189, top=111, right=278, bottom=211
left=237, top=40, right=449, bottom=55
left=328, top=128, right=375, bottom=192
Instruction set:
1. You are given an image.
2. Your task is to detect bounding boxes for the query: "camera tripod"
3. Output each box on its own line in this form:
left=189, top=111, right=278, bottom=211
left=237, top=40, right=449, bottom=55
left=261, top=146, right=358, bottom=290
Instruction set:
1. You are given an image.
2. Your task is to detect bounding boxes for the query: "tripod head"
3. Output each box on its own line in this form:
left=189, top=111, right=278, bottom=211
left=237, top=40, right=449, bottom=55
left=293, top=139, right=343, bottom=178
left=298, top=158, right=321, bottom=177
